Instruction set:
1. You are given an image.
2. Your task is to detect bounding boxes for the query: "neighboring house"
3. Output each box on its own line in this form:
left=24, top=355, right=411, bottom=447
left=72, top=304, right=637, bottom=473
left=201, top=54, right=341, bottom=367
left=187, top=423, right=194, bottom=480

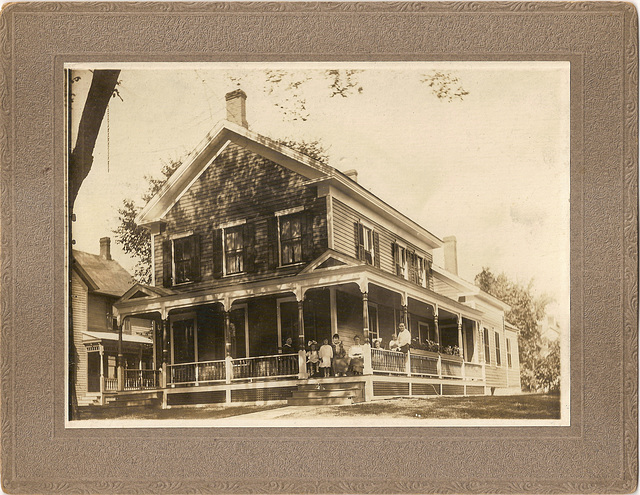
left=539, top=314, right=561, bottom=358
left=71, top=237, right=153, bottom=406
left=111, top=89, right=521, bottom=407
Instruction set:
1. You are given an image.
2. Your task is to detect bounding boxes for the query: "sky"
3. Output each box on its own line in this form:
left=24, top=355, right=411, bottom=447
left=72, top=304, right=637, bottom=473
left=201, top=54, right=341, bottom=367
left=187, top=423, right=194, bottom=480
left=69, top=62, right=570, bottom=330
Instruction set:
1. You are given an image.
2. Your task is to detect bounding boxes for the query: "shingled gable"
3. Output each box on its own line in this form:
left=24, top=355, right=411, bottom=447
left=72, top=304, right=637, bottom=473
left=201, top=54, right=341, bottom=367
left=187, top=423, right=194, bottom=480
left=135, top=120, right=333, bottom=228
left=135, top=118, right=443, bottom=250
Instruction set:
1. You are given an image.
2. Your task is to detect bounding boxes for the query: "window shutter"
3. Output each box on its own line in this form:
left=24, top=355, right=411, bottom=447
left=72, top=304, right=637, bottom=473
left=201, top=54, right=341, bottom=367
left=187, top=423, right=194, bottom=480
left=267, top=216, right=279, bottom=270
left=162, top=239, right=172, bottom=288
left=302, top=210, right=315, bottom=261
left=354, top=221, right=364, bottom=260
left=243, top=221, right=256, bottom=273
left=373, top=232, right=380, bottom=268
left=190, top=233, right=201, bottom=282
left=212, top=229, right=223, bottom=279
left=392, top=242, right=399, bottom=275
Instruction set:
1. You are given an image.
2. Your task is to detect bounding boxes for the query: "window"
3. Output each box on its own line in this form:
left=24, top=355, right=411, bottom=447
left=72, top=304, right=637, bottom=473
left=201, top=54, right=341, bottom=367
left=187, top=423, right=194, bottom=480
left=506, top=338, right=512, bottom=368
left=163, top=234, right=200, bottom=286
left=356, top=222, right=375, bottom=265
left=483, top=328, right=490, bottom=363
left=224, top=225, right=244, bottom=275
left=279, top=213, right=303, bottom=265
left=494, top=331, right=502, bottom=366
left=393, top=243, right=406, bottom=277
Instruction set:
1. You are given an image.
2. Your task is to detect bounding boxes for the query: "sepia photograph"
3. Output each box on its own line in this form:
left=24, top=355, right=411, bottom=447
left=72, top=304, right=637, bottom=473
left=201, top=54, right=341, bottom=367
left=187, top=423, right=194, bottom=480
left=67, top=62, right=569, bottom=427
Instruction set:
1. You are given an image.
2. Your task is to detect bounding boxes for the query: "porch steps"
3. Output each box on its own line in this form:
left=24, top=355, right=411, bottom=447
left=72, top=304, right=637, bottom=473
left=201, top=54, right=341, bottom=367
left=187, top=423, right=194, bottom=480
left=77, top=394, right=101, bottom=406
left=287, top=381, right=364, bottom=406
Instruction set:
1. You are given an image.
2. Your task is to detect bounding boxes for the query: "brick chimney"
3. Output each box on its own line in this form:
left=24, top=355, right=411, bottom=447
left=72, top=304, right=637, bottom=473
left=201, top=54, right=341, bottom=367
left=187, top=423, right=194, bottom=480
left=100, top=236, right=112, bottom=260
left=225, top=89, right=248, bottom=128
left=443, top=236, right=458, bottom=275
left=344, top=169, right=358, bottom=183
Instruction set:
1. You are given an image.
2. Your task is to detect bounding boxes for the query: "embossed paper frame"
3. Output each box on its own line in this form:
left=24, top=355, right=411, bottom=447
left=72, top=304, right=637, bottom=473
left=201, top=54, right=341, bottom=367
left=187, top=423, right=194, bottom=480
left=0, top=2, right=637, bottom=493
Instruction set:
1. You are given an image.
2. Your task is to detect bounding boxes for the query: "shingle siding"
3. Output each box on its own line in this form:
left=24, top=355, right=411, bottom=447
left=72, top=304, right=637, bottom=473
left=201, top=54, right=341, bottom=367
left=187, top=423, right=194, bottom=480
left=155, top=143, right=328, bottom=290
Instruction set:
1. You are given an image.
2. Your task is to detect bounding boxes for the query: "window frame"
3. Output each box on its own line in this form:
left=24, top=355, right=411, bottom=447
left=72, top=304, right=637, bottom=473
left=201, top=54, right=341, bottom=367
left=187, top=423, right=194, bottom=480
left=277, top=210, right=305, bottom=267
left=171, top=234, right=197, bottom=285
left=221, top=222, right=245, bottom=276
left=367, top=302, right=380, bottom=341
left=394, top=241, right=407, bottom=278
left=494, top=330, right=502, bottom=367
left=506, top=338, right=513, bottom=368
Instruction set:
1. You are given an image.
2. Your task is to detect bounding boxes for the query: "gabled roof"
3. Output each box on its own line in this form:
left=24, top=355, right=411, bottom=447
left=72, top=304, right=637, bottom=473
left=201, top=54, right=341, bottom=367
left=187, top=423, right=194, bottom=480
left=299, top=249, right=362, bottom=274
left=135, top=120, right=442, bottom=249
left=118, top=283, right=177, bottom=303
left=72, top=250, right=134, bottom=298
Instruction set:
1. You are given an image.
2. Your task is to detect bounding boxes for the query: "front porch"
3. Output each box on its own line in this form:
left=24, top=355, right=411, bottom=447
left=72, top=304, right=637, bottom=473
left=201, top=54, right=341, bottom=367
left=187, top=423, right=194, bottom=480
left=109, top=257, right=488, bottom=407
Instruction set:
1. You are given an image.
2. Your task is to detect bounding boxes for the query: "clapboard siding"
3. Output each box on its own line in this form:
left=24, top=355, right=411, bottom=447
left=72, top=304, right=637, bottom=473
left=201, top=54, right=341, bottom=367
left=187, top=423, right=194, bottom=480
left=72, top=270, right=89, bottom=398
left=332, top=198, right=433, bottom=285
left=155, top=143, right=327, bottom=290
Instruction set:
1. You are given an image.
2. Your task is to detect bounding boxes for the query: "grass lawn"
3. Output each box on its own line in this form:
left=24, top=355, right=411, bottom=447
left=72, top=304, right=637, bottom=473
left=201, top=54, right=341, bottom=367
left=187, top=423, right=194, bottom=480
left=74, top=393, right=560, bottom=421
left=282, top=393, right=561, bottom=420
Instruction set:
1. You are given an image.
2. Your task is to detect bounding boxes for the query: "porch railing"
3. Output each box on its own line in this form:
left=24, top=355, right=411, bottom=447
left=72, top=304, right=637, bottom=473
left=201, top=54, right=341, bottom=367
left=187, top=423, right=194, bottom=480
left=165, top=354, right=299, bottom=387
left=231, top=354, right=299, bottom=380
left=104, top=377, right=118, bottom=391
left=371, top=348, right=484, bottom=382
left=167, top=359, right=226, bottom=386
left=371, top=348, right=407, bottom=374
left=409, top=353, right=440, bottom=376
left=123, top=369, right=161, bottom=390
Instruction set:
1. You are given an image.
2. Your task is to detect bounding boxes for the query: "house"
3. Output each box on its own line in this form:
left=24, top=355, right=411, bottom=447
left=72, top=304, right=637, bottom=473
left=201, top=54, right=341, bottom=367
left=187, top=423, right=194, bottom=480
left=71, top=237, right=154, bottom=406
left=111, top=89, right=521, bottom=407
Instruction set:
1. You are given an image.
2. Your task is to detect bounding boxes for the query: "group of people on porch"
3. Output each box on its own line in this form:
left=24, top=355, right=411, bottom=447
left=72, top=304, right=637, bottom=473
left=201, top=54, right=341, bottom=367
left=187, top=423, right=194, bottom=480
left=284, top=322, right=412, bottom=378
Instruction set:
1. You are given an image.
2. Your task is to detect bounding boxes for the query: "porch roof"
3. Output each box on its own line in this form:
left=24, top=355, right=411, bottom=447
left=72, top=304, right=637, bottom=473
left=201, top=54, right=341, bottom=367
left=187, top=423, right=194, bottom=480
left=114, top=259, right=483, bottom=320
left=82, top=331, right=152, bottom=345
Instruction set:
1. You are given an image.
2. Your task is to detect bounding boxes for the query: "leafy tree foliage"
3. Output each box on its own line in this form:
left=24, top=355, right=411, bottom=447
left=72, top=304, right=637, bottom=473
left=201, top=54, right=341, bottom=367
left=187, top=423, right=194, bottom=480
left=535, top=339, right=561, bottom=393
left=475, top=267, right=556, bottom=392
left=113, top=159, right=182, bottom=283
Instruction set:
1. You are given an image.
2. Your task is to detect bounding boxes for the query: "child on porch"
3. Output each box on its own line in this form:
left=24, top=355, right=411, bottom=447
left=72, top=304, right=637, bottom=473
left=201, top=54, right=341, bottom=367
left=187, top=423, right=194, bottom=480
left=318, top=338, right=333, bottom=378
left=306, top=341, right=320, bottom=377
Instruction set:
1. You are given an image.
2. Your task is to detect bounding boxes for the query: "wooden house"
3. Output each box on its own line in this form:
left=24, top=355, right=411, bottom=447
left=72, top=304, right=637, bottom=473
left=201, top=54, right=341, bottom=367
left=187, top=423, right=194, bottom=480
left=111, top=89, right=522, bottom=407
left=71, top=238, right=154, bottom=406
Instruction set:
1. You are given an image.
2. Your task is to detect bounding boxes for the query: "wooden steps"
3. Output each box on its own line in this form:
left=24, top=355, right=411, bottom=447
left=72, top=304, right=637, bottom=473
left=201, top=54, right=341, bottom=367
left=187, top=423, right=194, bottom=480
left=287, top=380, right=364, bottom=406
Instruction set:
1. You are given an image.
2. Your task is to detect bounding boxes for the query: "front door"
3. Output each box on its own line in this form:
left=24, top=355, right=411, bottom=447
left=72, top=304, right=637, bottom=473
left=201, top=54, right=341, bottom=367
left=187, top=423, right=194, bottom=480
left=87, top=352, right=101, bottom=392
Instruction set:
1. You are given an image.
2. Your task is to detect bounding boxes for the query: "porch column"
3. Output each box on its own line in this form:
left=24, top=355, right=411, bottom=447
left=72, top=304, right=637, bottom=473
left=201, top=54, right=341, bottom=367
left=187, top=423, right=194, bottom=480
left=224, top=310, right=232, bottom=357
left=297, top=300, right=305, bottom=350
left=402, top=304, right=408, bottom=326
left=362, top=291, right=370, bottom=344
left=434, top=308, right=440, bottom=345
left=116, top=320, right=124, bottom=392
left=99, top=344, right=105, bottom=403
left=162, top=318, right=170, bottom=365
left=457, top=315, right=464, bottom=361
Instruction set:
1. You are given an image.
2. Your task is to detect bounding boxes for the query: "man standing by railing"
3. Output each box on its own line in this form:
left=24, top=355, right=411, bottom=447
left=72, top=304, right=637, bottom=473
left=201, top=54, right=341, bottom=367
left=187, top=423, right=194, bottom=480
left=396, top=322, right=411, bottom=354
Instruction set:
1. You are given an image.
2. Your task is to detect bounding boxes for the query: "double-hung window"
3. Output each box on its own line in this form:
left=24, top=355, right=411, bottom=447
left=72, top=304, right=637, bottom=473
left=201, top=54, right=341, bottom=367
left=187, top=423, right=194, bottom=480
left=506, top=338, right=512, bottom=368
left=224, top=225, right=244, bottom=275
left=164, top=234, right=200, bottom=286
left=279, top=213, right=303, bottom=265
left=393, top=243, right=407, bottom=278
